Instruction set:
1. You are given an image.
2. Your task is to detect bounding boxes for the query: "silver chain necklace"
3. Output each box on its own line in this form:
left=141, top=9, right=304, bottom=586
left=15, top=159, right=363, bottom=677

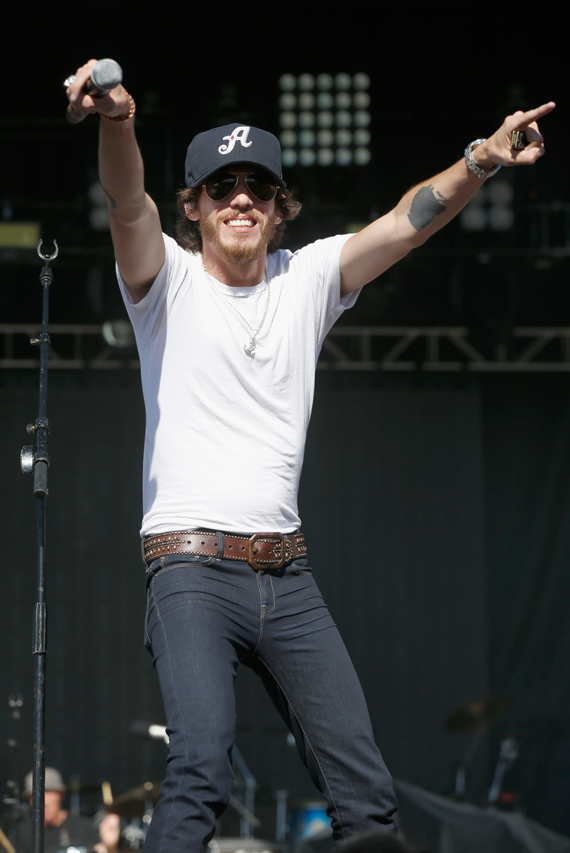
left=202, top=259, right=271, bottom=356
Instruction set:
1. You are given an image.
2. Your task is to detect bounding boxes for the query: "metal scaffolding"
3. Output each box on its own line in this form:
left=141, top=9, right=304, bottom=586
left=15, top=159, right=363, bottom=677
left=2, top=324, right=570, bottom=372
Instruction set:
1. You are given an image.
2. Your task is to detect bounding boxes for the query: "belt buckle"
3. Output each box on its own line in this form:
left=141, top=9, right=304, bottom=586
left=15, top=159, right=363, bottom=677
left=248, top=532, right=292, bottom=570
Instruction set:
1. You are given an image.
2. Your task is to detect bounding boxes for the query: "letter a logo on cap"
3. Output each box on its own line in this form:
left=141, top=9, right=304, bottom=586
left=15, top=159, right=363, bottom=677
left=218, top=126, right=253, bottom=155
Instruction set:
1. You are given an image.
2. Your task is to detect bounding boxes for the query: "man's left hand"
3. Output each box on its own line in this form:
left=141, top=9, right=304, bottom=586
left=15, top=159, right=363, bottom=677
left=472, top=101, right=556, bottom=171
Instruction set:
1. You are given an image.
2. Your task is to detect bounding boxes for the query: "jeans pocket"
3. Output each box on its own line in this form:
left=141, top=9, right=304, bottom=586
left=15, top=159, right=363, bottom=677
left=292, top=560, right=312, bottom=576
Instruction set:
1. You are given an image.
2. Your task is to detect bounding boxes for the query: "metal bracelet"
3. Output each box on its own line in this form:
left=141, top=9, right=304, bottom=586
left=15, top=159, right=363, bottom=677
left=464, top=138, right=501, bottom=179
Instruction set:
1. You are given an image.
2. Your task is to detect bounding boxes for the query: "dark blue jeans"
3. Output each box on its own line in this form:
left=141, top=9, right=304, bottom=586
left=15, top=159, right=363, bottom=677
left=143, top=554, right=397, bottom=852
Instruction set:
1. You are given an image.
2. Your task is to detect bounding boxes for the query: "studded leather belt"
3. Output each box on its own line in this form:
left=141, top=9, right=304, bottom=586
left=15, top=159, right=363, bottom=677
left=143, top=529, right=307, bottom=571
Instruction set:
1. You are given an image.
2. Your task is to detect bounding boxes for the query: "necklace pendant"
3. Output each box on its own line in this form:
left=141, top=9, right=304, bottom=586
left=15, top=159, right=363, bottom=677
left=202, top=259, right=270, bottom=357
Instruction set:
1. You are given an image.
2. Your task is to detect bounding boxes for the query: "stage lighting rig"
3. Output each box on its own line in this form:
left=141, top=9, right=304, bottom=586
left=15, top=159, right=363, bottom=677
left=278, top=72, right=371, bottom=168
left=460, top=178, right=515, bottom=233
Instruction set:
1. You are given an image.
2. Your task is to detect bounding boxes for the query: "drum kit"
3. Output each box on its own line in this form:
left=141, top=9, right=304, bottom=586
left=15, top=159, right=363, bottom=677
left=109, top=696, right=553, bottom=845
left=0, top=696, right=554, bottom=853
left=102, top=792, right=325, bottom=852
left=102, top=780, right=158, bottom=849
left=91, top=721, right=334, bottom=850
left=102, top=691, right=520, bottom=851
left=102, top=780, right=287, bottom=852
left=101, top=748, right=284, bottom=851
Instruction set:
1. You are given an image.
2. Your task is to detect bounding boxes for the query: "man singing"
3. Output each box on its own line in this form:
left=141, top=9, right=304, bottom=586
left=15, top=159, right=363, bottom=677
left=66, top=60, right=553, bottom=852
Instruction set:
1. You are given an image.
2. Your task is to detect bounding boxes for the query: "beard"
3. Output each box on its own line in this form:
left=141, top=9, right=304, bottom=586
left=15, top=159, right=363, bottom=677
left=199, top=210, right=278, bottom=265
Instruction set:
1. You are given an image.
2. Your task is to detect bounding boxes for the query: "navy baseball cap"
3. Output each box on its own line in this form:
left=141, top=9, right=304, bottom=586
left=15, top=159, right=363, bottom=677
left=185, top=123, right=286, bottom=189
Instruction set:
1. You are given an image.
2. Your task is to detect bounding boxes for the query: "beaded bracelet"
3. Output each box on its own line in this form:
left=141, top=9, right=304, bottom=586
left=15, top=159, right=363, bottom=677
left=100, top=94, right=136, bottom=123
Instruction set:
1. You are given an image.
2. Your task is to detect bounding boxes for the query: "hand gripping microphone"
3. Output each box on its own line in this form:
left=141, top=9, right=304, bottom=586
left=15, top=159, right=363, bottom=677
left=64, top=58, right=123, bottom=124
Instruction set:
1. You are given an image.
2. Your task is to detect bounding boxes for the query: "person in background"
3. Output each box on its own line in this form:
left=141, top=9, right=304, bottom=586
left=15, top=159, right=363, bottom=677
left=16, top=768, right=116, bottom=853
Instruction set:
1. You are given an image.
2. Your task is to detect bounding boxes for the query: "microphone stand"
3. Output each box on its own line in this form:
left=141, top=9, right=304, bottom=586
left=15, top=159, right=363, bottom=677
left=20, top=239, right=59, bottom=853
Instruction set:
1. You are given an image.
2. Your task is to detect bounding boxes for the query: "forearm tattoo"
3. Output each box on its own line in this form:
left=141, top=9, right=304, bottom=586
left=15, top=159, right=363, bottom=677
left=407, top=185, right=448, bottom=232
left=102, top=185, right=117, bottom=210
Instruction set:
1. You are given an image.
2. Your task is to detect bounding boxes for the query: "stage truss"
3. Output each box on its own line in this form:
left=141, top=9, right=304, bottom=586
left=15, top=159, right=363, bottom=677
left=2, top=324, right=570, bottom=372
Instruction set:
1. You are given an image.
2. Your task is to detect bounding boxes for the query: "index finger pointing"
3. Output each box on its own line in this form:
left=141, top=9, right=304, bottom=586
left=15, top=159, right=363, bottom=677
left=518, top=101, right=556, bottom=126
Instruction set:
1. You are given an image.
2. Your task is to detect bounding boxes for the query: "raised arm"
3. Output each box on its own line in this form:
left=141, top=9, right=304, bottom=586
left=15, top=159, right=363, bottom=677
left=66, top=60, right=165, bottom=303
left=340, top=102, right=556, bottom=296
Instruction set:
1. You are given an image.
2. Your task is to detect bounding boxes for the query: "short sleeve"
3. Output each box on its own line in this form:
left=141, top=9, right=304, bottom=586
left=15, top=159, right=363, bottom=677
left=116, top=233, right=191, bottom=344
left=284, top=233, right=360, bottom=349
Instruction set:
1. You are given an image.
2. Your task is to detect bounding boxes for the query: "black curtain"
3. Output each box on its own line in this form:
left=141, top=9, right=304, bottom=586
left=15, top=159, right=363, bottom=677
left=482, top=375, right=570, bottom=835
left=0, top=383, right=163, bottom=799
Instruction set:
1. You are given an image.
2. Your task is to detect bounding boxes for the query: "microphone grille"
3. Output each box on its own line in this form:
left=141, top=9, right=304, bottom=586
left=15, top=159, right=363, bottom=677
left=90, top=58, right=123, bottom=92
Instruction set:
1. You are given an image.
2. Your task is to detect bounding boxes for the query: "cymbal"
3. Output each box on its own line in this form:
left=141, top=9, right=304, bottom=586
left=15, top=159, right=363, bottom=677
left=106, top=781, right=162, bottom=818
left=446, top=696, right=511, bottom=733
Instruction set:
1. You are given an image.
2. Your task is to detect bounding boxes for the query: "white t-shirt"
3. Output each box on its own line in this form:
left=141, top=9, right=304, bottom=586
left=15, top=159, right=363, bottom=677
left=118, top=232, right=359, bottom=537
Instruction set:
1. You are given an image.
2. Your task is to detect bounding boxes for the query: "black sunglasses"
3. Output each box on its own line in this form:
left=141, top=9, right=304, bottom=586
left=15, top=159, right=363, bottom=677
left=203, top=171, right=280, bottom=203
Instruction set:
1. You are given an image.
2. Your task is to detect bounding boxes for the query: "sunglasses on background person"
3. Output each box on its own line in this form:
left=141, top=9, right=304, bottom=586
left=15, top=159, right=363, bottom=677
left=203, top=171, right=280, bottom=203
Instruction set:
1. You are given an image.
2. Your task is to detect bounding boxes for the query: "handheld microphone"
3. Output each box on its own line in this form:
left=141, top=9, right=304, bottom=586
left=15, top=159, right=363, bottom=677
left=64, top=58, right=123, bottom=125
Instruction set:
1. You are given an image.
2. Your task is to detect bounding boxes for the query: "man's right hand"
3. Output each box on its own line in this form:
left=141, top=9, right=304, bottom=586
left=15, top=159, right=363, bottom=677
left=66, top=58, right=131, bottom=120
left=68, top=58, right=165, bottom=300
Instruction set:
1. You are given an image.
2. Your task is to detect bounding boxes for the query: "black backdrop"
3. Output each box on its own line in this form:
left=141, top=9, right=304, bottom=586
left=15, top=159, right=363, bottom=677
left=2, top=371, right=569, bottom=835
left=482, top=376, right=570, bottom=833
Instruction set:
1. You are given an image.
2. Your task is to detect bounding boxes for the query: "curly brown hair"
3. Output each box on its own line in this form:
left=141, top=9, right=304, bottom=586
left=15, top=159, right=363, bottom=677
left=175, top=183, right=302, bottom=254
